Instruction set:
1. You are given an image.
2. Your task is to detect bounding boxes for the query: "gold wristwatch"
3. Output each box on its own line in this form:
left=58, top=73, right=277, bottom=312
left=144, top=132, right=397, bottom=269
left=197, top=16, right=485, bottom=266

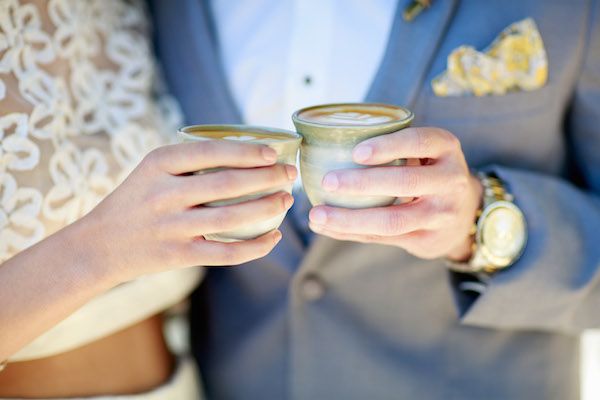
left=448, top=172, right=527, bottom=274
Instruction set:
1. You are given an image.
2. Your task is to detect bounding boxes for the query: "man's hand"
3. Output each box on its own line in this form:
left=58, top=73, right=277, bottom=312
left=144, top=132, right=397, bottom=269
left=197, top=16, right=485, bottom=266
left=308, top=127, right=482, bottom=261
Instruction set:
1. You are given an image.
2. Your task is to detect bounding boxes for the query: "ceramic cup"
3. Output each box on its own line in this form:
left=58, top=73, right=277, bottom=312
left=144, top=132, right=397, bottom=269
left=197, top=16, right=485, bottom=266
left=177, top=125, right=302, bottom=242
left=292, top=103, right=414, bottom=208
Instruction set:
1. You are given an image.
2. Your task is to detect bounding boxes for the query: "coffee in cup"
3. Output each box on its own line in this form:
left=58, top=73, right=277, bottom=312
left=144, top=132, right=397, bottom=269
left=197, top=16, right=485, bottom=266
left=292, top=103, right=414, bottom=208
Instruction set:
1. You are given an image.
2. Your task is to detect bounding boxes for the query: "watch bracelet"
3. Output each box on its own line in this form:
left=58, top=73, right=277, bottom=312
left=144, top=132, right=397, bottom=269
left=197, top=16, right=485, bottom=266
left=446, top=171, right=511, bottom=274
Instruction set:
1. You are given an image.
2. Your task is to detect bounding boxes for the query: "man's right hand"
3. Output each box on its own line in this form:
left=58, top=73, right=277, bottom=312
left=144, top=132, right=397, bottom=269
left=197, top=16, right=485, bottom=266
left=79, top=140, right=296, bottom=284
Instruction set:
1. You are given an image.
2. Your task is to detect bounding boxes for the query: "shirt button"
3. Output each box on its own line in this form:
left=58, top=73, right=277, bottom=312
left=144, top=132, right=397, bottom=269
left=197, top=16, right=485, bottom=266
left=303, top=75, right=313, bottom=86
left=301, top=274, right=325, bottom=301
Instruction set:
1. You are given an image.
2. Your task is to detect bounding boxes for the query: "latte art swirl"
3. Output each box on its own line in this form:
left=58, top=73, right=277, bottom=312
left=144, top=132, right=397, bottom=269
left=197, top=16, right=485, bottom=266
left=314, top=112, right=393, bottom=125
left=297, top=104, right=409, bottom=127
left=222, top=135, right=257, bottom=141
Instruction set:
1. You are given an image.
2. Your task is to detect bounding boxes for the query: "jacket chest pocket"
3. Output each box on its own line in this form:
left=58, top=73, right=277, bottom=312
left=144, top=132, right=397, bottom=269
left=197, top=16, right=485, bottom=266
left=413, top=83, right=564, bottom=172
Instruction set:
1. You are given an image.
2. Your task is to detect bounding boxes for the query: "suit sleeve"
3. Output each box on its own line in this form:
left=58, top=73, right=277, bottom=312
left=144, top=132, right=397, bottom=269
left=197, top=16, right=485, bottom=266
left=456, top=0, right=600, bottom=334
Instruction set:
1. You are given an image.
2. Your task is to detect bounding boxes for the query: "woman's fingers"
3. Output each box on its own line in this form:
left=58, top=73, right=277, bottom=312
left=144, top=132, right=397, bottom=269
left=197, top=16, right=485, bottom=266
left=145, top=141, right=279, bottom=175
left=352, top=127, right=461, bottom=165
left=187, top=230, right=283, bottom=266
left=181, top=164, right=297, bottom=205
left=176, top=192, right=294, bottom=235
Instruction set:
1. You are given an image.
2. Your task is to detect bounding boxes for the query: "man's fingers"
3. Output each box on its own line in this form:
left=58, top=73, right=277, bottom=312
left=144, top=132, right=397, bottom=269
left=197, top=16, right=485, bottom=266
left=309, top=225, right=429, bottom=248
left=308, top=200, right=444, bottom=237
left=322, top=165, right=465, bottom=197
left=181, top=164, right=297, bottom=205
left=145, top=141, right=278, bottom=175
left=308, top=226, right=391, bottom=244
left=187, top=230, right=282, bottom=266
left=352, top=127, right=461, bottom=165
left=177, top=192, right=293, bottom=235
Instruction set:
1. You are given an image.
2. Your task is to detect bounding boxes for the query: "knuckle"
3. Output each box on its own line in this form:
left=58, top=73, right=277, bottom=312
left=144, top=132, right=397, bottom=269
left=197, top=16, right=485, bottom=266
left=193, top=140, right=216, bottom=157
left=157, top=241, right=185, bottom=267
left=142, top=147, right=165, bottom=169
left=211, top=171, right=238, bottom=196
left=429, top=200, right=455, bottom=227
left=219, top=245, right=241, bottom=265
left=212, top=207, right=236, bottom=230
left=451, top=173, right=470, bottom=193
left=414, top=127, right=433, bottom=154
left=192, top=141, right=223, bottom=165
left=384, top=210, right=407, bottom=235
left=401, top=170, right=419, bottom=193
left=145, top=187, right=174, bottom=213
left=343, top=171, right=366, bottom=192
left=433, top=204, right=454, bottom=226
left=439, top=129, right=460, bottom=150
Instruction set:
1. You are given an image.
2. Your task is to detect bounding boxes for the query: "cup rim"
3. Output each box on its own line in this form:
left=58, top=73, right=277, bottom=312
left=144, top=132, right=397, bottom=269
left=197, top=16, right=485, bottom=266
left=178, top=124, right=302, bottom=144
left=292, top=102, right=414, bottom=129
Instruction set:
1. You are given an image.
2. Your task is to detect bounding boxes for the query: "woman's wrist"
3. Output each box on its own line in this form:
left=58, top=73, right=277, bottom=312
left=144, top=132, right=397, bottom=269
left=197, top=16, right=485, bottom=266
left=57, top=215, right=124, bottom=291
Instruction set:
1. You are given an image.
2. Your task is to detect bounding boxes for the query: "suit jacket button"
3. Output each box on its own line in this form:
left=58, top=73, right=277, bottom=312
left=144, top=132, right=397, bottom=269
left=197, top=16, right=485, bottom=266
left=301, top=274, right=325, bottom=301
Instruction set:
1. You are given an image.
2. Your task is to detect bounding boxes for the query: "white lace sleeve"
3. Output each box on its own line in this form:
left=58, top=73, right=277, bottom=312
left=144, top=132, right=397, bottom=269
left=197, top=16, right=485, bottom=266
left=0, top=0, right=183, bottom=262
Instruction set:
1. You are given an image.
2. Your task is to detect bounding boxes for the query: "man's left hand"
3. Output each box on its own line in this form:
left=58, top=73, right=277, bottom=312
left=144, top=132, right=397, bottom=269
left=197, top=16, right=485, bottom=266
left=308, top=127, right=483, bottom=261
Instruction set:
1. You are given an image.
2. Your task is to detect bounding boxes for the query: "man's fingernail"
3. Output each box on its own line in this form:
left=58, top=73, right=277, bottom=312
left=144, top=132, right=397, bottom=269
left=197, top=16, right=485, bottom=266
left=285, top=165, right=298, bottom=180
left=309, top=208, right=327, bottom=224
left=353, top=145, right=372, bottom=162
left=262, top=147, right=277, bottom=162
left=322, top=173, right=339, bottom=191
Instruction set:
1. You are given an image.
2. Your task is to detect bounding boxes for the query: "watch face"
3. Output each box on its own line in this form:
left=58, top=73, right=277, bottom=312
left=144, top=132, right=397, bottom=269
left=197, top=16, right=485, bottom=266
left=479, top=201, right=527, bottom=267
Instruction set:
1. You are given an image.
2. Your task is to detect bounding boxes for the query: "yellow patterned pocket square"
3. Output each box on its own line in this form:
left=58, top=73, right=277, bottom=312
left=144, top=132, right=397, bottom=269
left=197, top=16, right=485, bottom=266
left=432, top=18, right=548, bottom=97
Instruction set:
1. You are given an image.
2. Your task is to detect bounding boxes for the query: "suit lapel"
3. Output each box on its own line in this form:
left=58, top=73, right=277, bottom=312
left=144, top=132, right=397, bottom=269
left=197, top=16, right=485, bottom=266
left=301, top=0, right=458, bottom=271
left=366, top=0, right=458, bottom=109
left=170, top=0, right=242, bottom=124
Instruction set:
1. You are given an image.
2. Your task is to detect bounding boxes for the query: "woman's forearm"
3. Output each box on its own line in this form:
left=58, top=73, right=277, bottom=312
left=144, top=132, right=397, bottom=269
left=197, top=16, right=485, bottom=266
left=0, top=217, right=117, bottom=362
left=0, top=142, right=293, bottom=362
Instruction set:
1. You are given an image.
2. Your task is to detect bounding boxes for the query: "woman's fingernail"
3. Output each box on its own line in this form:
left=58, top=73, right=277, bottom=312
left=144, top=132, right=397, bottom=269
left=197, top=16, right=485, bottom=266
left=283, top=194, right=295, bottom=209
left=285, top=165, right=298, bottom=180
left=309, top=208, right=327, bottom=224
left=262, top=147, right=277, bottom=162
left=353, top=145, right=372, bottom=162
left=273, top=230, right=282, bottom=242
left=322, top=173, right=339, bottom=191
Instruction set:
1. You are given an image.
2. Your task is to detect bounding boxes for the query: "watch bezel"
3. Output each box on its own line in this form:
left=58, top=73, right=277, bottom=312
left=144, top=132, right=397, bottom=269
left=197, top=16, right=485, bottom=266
left=476, top=200, right=527, bottom=269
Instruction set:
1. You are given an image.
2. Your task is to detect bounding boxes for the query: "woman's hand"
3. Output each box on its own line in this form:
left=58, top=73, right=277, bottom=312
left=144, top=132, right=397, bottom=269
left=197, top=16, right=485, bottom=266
left=0, top=140, right=297, bottom=361
left=308, top=127, right=482, bottom=261
left=84, top=140, right=297, bottom=284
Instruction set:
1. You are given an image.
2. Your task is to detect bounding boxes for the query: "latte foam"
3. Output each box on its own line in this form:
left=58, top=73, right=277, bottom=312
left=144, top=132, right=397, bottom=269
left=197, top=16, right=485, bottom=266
left=297, top=104, right=409, bottom=126
left=310, top=111, right=393, bottom=125
left=222, top=135, right=257, bottom=141
left=184, top=130, right=288, bottom=141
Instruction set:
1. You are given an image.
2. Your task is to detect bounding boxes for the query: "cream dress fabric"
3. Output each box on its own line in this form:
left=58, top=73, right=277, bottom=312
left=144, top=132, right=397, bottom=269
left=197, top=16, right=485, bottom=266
left=0, top=0, right=203, bottom=397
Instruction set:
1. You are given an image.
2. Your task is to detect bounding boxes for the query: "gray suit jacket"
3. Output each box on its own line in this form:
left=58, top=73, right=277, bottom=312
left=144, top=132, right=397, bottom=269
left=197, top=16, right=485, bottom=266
left=149, top=0, right=600, bottom=398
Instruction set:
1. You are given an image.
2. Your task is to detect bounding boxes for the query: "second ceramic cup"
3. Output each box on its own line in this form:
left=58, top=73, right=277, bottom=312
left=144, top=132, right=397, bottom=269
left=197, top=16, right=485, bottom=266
left=292, top=103, right=414, bottom=208
left=178, top=125, right=301, bottom=242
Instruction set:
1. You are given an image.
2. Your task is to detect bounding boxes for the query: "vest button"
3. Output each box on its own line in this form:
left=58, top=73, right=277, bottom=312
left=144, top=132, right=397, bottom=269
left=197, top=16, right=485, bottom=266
left=301, top=274, right=325, bottom=301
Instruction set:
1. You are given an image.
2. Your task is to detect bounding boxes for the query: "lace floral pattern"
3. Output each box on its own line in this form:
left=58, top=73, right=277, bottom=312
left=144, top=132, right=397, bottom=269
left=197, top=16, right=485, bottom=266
left=0, top=0, right=182, bottom=261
